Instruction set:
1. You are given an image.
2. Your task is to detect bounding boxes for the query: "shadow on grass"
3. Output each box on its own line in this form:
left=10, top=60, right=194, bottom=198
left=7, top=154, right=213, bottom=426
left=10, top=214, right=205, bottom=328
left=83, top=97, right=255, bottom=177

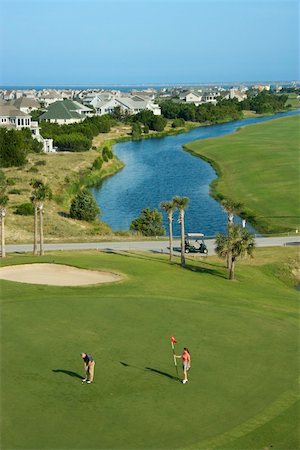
left=52, top=369, right=83, bottom=379
left=105, top=250, right=171, bottom=266
left=145, top=367, right=179, bottom=381
left=119, top=361, right=179, bottom=382
left=105, top=250, right=227, bottom=279
left=184, top=262, right=227, bottom=279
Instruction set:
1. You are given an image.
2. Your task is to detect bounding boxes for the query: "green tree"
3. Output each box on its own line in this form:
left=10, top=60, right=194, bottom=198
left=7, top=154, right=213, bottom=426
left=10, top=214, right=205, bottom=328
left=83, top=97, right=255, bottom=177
left=215, top=225, right=255, bottom=280
left=70, top=189, right=100, bottom=222
left=0, top=128, right=27, bottom=167
left=221, top=199, right=243, bottom=268
left=151, top=116, right=167, bottom=132
left=160, top=200, right=176, bottom=262
left=130, top=208, right=165, bottom=236
left=132, top=122, right=142, bottom=140
left=0, top=171, right=8, bottom=258
left=30, top=179, right=52, bottom=256
left=173, top=196, right=189, bottom=266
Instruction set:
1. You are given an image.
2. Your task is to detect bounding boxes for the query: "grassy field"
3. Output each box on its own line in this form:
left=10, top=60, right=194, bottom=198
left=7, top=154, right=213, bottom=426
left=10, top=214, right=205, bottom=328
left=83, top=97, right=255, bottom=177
left=1, top=247, right=299, bottom=449
left=184, top=115, right=300, bottom=234
left=285, top=93, right=300, bottom=109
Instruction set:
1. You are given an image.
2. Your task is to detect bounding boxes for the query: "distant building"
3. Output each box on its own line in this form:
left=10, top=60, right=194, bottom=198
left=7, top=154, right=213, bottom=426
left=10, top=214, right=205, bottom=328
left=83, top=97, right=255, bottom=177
left=82, top=93, right=161, bottom=116
left=223, top=89, right=247, bottom=102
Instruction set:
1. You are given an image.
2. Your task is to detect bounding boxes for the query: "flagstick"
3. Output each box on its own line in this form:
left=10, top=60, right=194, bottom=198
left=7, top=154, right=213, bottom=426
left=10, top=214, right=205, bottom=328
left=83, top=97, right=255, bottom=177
left=171, top=341, right=179, bottom=380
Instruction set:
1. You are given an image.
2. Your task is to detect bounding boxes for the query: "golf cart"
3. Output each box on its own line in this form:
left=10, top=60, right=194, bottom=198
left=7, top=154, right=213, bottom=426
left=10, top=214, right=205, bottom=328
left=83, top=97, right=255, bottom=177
left=184, top=233, right=208, bottom=254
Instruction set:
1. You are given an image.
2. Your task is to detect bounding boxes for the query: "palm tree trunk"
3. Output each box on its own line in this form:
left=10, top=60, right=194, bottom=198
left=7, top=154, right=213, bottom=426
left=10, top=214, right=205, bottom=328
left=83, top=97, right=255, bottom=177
left=168, top=212, right=173, bottom=262
left=39, top=204, right=44, bottom=256
left=1, top=209, right=5, bottom=258
left=33, top=204, right=38, bottom=255
left=229, top=257, right=235, bottom=280
left=180, top=210, right=185, bottom=266
left=226, top=214, right=234, bottom=269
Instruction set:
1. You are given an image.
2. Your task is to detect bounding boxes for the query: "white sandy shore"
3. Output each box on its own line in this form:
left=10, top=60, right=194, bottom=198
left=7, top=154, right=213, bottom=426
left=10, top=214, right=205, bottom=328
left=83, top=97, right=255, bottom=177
left=0, top=263, right=122, bottom=286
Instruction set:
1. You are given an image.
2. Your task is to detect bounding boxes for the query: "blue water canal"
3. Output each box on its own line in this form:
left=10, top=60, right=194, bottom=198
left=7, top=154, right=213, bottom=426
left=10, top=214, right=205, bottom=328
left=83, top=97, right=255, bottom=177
left=91, top=110, right=299, bottom=236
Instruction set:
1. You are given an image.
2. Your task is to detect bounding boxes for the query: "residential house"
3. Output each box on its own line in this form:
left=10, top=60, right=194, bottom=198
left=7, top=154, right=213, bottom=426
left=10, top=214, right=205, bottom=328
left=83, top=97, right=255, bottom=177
left=0, top=103, right=54, bottom=152
left=223, top=89, right=247, bottom=102
left=12, top=97, right=41, bottom=114
left=180, top=91, right=203, bottom=105
left=0, top=103, right=32, bottom=128
left=38, top=90, right=64, bottom=107
left=39, top=100, right=91, bottom=124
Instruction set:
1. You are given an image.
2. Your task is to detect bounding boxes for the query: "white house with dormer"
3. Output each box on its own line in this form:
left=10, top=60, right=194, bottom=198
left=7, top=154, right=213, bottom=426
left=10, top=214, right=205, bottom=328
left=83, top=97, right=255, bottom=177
left=0, top=103, right=54, bottom=152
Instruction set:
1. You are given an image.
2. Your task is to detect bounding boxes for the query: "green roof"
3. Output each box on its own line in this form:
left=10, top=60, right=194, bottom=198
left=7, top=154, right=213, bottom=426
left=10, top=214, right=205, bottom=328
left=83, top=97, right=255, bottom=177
left=40, top=100, right=83, bottom=120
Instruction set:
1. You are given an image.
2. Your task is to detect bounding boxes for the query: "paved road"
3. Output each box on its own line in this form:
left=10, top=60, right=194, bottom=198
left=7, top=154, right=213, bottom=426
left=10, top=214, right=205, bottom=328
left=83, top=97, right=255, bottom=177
left=5, top=236, right=300, bottom=255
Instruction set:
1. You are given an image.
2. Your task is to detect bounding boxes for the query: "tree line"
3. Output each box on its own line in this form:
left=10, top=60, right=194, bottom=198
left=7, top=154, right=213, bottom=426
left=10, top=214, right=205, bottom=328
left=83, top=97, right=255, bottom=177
left=40, top=115, right=113, bottom=152
left=0, top=128, right=43, bottom=168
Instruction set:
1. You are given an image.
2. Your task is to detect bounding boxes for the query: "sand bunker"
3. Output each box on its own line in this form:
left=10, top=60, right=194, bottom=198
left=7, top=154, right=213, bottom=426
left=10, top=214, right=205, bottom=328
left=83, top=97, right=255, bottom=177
left=0, top=263, right=122, bottom=286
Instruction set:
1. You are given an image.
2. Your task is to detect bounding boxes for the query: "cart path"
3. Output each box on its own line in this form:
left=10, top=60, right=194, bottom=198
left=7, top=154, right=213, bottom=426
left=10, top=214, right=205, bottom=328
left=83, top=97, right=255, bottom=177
left=4, top=236, right=300, bottom=255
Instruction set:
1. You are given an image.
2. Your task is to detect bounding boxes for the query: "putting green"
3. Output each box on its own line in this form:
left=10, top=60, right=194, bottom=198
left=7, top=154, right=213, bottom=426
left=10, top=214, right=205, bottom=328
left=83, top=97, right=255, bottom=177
left=1, top=250, right=299, bottom=449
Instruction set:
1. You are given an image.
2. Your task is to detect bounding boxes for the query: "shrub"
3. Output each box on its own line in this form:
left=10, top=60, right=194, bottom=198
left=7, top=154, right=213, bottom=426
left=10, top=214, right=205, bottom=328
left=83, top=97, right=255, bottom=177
left=27, top=166, right=39, bottom=173
left=172, top=118, right=185, bottom=128
left=130, top=208, right=165, bottom=236
left=69, top=189, right=100, bottom=222
left=102, top=146, right=113, bottom=161
left=15, top=202, right=34, bottom=216
left=92, top=156, right=103, bottom=170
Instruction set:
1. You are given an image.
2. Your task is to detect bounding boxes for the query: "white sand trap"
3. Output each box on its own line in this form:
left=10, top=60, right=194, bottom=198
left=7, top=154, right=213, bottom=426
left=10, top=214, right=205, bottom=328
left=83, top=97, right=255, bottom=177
left=0, top=263, right=122, bottom=286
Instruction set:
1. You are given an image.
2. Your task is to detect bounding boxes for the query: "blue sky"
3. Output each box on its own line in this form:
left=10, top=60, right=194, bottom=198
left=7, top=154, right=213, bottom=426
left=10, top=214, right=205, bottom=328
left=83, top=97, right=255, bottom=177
left=0, top=0, right=298, bottom=86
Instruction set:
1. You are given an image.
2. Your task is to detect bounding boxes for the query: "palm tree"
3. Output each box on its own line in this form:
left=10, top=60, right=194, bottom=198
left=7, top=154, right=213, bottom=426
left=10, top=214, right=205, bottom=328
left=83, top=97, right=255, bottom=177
left=173, top=196, right=189, bottom=266
left=221, top=199, right=243, bottom=268
left=0, top=171, right=8, bottom=258
left=0, top=193, right=8, bottom=259
left=160, top=200, right=176, bottom=262
left=215, top=225, right=255, bottom=280
left=30, top=180, right=52, bottom=256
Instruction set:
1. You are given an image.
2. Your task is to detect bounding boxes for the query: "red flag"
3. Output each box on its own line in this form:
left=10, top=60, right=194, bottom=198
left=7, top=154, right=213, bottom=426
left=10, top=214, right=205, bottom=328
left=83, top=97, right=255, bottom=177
left=170, top=336, right=177, bottom=343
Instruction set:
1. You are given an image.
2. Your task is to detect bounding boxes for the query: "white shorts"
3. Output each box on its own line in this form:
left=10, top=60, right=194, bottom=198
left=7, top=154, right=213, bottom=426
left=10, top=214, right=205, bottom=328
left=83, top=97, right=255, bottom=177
left=183, top=361, right=190, bottom=371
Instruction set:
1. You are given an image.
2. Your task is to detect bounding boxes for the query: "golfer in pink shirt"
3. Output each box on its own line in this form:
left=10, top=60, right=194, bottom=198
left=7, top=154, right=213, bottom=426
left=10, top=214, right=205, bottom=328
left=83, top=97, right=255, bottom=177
left=176, top=347, right=191, bottom=384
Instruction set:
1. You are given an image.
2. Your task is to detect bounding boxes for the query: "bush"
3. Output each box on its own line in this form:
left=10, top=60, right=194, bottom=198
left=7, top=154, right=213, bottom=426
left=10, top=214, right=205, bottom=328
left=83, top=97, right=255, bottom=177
left=27, top=166, right=39, bottom=173
left=54, top=133, right=91, bottom=152
left=130, top=208, right=165, bottom=236
left=132, top=122, right=142, bottom=140
left=92, top=156, right=103, bottom=170
left=172, top=118, right=185, bottom=128
left=15, top=202, right=34, bottom=215
left=102, top=146, right=113, bottom=161
left=69, top=189, right=100, bottom=222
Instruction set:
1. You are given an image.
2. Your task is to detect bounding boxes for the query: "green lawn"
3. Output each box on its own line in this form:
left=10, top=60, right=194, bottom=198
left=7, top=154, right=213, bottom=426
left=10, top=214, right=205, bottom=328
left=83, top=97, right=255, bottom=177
left=1, top=249, right=299, bottom=449
left=184, top=115, right=300, bottom=233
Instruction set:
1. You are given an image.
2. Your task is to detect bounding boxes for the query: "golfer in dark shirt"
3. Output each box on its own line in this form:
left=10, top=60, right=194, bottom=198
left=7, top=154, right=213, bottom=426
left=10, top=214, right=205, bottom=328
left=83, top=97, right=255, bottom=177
left=81, top=353, right=95, bottom=383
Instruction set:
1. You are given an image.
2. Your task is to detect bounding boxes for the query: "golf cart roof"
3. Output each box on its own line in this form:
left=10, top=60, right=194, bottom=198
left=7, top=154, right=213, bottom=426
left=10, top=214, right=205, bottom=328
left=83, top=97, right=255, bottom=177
left=186, top=233, right=204, bottom=238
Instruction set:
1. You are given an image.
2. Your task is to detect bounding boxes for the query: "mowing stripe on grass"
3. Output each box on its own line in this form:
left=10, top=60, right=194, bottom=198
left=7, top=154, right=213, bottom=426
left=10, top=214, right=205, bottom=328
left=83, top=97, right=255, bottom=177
left=184, top=385, right=300, bottom=449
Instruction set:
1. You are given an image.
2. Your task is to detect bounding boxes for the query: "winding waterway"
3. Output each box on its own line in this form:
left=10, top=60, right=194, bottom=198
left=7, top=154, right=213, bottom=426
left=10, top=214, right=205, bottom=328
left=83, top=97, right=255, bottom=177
left=91, top=110, right=299, bottom=236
